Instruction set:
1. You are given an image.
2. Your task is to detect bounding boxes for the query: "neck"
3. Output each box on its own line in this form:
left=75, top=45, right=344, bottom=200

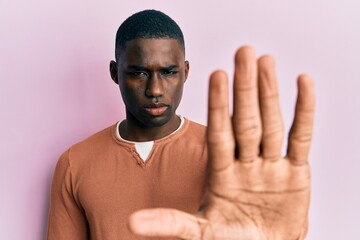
left=119, top=114, right=181, bottom=142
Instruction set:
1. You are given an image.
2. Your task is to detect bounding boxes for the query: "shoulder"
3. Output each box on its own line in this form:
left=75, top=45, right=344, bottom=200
left=72, top=124, right=115, bottom=150
left=60, top=123, right=120, bottom=166
left=185, top=118, right=207, bottom=136
left=170, top=118, right=207, bottom=163
left=177, top=118, right=207, bottom=146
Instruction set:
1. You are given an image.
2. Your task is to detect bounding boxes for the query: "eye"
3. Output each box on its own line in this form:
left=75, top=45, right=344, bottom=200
left=161, top=70, right=178, bottom=76
left=126, top=71, right=148, bottom=78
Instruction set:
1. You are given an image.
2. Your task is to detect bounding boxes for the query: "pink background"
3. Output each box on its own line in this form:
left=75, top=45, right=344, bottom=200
left=1, top=0, right=359, bottom=239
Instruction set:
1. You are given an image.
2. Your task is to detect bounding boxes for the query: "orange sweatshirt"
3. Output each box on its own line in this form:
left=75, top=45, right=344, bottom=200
left=46, top=118, right=208, bottom=239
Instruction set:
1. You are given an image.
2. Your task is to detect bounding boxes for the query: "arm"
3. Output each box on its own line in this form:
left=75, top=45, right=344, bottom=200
left=46, top=150, right=89, bottom=240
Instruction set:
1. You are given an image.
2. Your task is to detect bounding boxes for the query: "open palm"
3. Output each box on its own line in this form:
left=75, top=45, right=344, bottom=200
left=129, top=46, right=315, bottom=240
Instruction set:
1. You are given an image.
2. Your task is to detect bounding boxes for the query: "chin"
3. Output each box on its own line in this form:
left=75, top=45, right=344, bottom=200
left=142, top=115, right=171, bottom=127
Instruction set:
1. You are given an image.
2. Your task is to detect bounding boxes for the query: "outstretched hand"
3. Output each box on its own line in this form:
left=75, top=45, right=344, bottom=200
left=128, top=46, right=315, bottom=239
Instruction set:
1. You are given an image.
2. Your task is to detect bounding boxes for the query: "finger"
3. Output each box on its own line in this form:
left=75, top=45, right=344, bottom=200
left=207, top=71, right=235, bottom=171
left=128, top=208, right=207, bottom=239
left=287, top=75, right=315, bottom=165
left=298, top=217, right=309, bottom=240
left=258, top=56, right=284, bottom=161
left=233, top=46, right=262, bottom=162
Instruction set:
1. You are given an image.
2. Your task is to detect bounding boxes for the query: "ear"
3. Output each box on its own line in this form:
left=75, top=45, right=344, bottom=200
left=109, top=60, right=119, bottom=84
left=184, top=60, right=190, bottom=82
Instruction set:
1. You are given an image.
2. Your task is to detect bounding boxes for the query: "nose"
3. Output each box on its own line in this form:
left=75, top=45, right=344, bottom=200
left=145, top=74, right=164, bottom=98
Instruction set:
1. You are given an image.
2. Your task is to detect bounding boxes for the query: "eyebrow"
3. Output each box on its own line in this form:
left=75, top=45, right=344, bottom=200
left=162, top=65, right=178, bottom=71
left=126, top=65, right=178, bottom=71
left=126, top=65, right=147, bottom=71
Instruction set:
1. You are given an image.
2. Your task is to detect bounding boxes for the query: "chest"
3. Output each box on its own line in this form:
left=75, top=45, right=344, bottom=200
left=74, top=146, right=207, bottom=221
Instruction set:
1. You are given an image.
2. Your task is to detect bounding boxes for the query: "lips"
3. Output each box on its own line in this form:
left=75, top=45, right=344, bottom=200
left=143, top=103, right=169, bottom=116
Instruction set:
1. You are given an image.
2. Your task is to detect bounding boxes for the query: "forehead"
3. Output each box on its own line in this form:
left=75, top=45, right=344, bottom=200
left=119, top=38, right=184, bottom=67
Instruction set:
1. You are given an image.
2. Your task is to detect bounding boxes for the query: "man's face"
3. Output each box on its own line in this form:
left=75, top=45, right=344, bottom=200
left=111, top=38, right=189, bottom=127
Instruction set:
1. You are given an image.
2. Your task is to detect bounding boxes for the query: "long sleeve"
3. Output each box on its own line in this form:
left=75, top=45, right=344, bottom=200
left=46, top=150, right=89, bottom=240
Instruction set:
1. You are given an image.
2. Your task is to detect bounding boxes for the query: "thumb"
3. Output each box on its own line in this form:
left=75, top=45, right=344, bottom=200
left=128, top=208, right=207, bottom=239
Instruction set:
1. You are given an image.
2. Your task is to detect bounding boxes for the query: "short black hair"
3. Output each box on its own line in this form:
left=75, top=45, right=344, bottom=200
left=115, top=10, right=185, bottom=60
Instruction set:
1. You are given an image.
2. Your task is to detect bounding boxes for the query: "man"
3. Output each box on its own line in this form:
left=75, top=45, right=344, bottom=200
left=47, top=10, right=314, bottom=240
